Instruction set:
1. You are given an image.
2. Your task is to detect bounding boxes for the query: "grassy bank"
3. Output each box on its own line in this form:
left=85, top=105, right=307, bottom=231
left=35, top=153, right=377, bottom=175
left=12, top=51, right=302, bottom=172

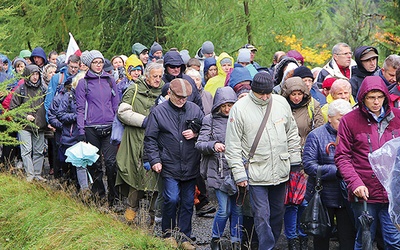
left=0, top=174, right=170, bottom=249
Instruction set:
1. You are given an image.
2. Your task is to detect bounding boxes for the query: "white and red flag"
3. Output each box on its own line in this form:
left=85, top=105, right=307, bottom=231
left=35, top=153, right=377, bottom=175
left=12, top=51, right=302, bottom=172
left=65, top=32, right=82, bottom=63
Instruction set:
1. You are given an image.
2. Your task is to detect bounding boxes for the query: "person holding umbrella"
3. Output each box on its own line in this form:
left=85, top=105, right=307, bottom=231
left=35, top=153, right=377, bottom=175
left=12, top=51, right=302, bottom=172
left=335, top=76, right=400, bottom=249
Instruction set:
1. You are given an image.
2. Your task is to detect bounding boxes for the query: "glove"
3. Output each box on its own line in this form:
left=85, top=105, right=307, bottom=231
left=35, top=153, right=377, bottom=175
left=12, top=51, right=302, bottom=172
left=78, top=134, right=86, bottom=142
left=143, top=162, right=151, bottom=171
left=141, top=117, right=148, bottom=128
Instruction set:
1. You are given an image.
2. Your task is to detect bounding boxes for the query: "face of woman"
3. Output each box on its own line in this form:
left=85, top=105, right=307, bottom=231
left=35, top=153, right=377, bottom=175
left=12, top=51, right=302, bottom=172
left=289, top=90, right=304, bottom=104
left=129, top=69, right=142, bottom=81
left=219, top=103, right=234, bottom=116
left=16, top=62, right=25, bottom=74
left=208, top=65, right=217, bottom=78
left=90, top=59, right=104, bottom=73
left=112, top=57, right=124, bottom=69
left=46, top=68, right=56, bottom=81
left=328, top=113, right=343, bottom=131
left=221, top=63, right=232, bottom=74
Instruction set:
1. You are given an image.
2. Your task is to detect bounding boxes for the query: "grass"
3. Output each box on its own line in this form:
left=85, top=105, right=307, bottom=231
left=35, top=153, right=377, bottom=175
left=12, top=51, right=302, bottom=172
left=0, top=173, right=172, bottom=250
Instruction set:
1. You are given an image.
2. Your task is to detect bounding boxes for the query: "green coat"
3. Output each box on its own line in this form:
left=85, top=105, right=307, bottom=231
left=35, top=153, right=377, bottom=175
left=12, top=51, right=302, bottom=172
left=115, top=76, right=164, bottom=191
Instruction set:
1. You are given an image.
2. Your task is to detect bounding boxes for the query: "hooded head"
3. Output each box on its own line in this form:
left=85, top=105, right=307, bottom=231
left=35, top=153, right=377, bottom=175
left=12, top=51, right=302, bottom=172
left=281, top=76, right=310, bottom=107
left=30, top=47, right=48, bottom=67
left=23, top=64, right=41, bottom=87
left=212, top=86, right=237, bottom=114
left=354, top=46, right=379, bottom=76
left=216, top=52, right=234, bottom=77
left=204, top=57, right=217, bottom=74
left=131, top=43, right=148, bottom=57
left=164, top=50, right=186, bottom=76
left=124, top=54, right=144, bottom=80
left=357, top=75, right=391, bottom=116
left=273, top=57, right=299, bottom=85
left=228, top=66, right=252, bottom=88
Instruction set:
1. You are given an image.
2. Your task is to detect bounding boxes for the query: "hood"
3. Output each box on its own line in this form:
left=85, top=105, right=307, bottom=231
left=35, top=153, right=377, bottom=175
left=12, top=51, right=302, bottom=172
left=216, top=52, right=234, bottom=78
left=273, top=57, right=299, bottom=85
left=281, top=76, right=310, bottom=101
left=357, top=75, right=391, bottom=115
left=124, top=55, right=144, bottom=80
left=30, top=47, right=48, bottom=65
left=0, top=54, right=13, bottom=75
left=195, top=47, right=205, bottom=60
left=204, top=57, right=217, bottom=73
left=353, top=46, right=379, bottom=77
left=212, top=86, right=237, bottom=113
left=131, top=43, right=148, bottom=57
left=163, top=50, right=186, bottom=75
left=228, top=66, right=252, bottom=88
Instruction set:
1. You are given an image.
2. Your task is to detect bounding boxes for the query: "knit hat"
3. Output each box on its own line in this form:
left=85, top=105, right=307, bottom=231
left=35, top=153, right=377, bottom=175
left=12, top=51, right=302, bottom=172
left=19, top=49, right=31, bottom=59
left=293, top=66, right=314, bottom=80
left=220, top=58, right=232, bottom=66
left=82, top=50, right=104, bottom=67
left=170, top=78, right=192, bottom=97
left=251, top=71, right=274, bottom=94
left=322, top=77, right=336, bottom=89
left=103, top=59, right=113, bottom=72
left=237, top=49, right=251, bottom=63
left=150, top=42, right=163, bottom=55
left=201, top=41, right=214, bottom=55
left=13, top=58, right=27, bottom=69
left=179, top=50, right=190, bottom=65
left=287, top=50, right=304, bottom=65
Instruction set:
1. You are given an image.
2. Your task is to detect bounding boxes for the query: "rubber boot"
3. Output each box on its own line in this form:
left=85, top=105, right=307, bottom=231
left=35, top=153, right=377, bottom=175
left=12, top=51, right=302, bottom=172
left=210, top=237, right=221, bottom=250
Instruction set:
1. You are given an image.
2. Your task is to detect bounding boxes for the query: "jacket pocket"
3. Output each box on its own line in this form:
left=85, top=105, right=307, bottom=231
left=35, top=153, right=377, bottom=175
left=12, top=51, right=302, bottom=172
left=277, top=152, right=291, bottom=178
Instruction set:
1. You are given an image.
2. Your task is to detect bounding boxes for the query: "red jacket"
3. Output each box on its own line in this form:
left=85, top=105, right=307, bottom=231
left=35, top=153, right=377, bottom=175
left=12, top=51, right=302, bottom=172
left=335, top=76, right=400, bottom=203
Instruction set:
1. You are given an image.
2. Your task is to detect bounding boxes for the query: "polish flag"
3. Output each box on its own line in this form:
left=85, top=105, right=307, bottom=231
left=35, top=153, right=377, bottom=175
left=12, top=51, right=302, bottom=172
left=65, top=32, right=82, bottom=63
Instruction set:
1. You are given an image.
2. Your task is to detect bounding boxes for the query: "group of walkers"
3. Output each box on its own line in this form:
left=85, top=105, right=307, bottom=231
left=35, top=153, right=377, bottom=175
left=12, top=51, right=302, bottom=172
left=0, top=40, right=400, bottom=250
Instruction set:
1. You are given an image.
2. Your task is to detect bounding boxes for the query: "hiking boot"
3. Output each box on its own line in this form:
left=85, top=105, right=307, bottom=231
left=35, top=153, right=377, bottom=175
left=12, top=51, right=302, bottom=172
left=164, top=237, right=178, bottom=248
left=181, top=241, right=196, bottom=250
left=196, top=203, right=216, bottom=216
left=210, top=237, right=221, bottom=250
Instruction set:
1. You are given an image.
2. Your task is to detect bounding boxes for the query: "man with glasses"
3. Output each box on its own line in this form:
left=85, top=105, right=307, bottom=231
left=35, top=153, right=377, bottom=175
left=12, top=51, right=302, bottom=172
left=316, top=43, right=356, bottom=84
left=336, top=75, right=400, bottom=249
left=144, top=78, right=204, bottom=250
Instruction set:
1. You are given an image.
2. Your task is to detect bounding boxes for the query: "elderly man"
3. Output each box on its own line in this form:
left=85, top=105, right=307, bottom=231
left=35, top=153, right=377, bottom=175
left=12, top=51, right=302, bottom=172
left=144, top=78, right=204, bottom=250
left=374, top=54, right=400, bottom=91
left=321, top=79, right=356, bottom=122
left=350, top=46, right=379, bottom=98
left=225, top=72, right=301, bottom=250
left=335, top=76, right=400, bottom=249
left=316, top=43, right=356, bottom=84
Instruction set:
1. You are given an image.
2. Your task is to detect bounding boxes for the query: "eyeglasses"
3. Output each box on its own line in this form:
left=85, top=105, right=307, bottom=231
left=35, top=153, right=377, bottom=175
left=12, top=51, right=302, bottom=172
left=365, top=95, right=385, bottom=101
left=336, top=52, right=353, bottom=56
left=91, top=60, right=104, bottom=65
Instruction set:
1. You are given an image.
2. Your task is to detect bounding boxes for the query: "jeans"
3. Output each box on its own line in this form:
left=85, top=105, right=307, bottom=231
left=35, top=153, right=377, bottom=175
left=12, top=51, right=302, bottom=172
left=352, top=202, right=400, bottom=250
left=212, top=189, right=243, bottom=242
left=162, top=177, right=196, bottom=238
left=19, top=130, right=45, bottom=178
left=85, top=127, right=118, bottom=204
left=284, top=199, right=308, bottom=239
left=249, top=183, right=286, bottom=250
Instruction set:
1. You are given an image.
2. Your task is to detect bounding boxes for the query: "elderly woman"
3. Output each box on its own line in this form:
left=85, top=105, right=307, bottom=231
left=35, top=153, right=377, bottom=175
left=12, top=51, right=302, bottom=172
left=281, top=76, right=324, bottom=249
left=303, top=99, right=356, bottom=249
left=195, top=87, right=241, bottom=250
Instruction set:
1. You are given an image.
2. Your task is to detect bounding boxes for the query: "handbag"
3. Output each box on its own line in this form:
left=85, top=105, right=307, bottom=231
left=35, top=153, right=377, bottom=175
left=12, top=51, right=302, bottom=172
left=110, top=83, right=138, bottom=145
left=284, top=171, right=307, bottom=205
left=300, top=166, right=331, bottom=237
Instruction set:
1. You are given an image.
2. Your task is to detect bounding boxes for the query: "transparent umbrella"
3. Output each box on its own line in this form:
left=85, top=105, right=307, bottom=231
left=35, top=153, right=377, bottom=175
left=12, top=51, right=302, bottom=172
left=65, top=142, right=99, bottom=167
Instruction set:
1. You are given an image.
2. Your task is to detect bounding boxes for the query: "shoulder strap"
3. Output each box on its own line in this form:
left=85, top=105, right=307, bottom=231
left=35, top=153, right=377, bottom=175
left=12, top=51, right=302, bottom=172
left=308, top=98, right=315, bottom=130
left=58, top=72, right=64, bottom=85
left=248, top=97, right=273, bottom=159
left=131, top=83, right=138, bottom=107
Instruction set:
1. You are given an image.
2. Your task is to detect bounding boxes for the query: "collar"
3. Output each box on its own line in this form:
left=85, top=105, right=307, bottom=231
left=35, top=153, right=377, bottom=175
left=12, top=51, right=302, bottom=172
left=366, top=106, right=385, bottom=122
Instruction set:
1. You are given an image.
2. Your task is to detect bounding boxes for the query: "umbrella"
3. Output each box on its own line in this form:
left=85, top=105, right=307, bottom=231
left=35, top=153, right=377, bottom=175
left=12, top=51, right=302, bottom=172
left=284, top=171, right=307, bottom=205
left=356, top=197, right=374, bottom=250
left=64, top=142, right=99, bottom=168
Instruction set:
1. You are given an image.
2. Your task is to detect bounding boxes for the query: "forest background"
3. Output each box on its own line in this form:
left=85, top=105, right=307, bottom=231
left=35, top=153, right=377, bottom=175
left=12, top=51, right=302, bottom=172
left=1, top=0, right=400, bottom=68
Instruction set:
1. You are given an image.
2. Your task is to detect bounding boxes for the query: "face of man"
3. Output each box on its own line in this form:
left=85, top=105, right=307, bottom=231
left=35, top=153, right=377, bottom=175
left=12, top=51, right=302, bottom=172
left=68, top=62, right=80, bottom=76
left=364, top=90, right=385, bottom=116
left=49, top=54, right=58, bottom=64
left=167, top=65, right=181, bottom=76
left=382, top=66, right=397, bottom=84
left=168, top=89, right=188, bottom=108
left=145, top=68, right=163, bottom=88
left=333, top=46, right=352, bottom=68
left=153, top=51, right=163, bottom=59
left=139, top=52, right=149, bottom=65
left=331, top=85, right=351, bottom=102
left=250, top=50, right=256, bottom=62
left=361, top=57, right=377, bottom=72
left=33, top=56, right=44, bottom=67
left=328, top=113, right=343, bottom=131
left=302, top=77, right=313, bottom=90
left=90, top=59, right=104, bottom=73
left=203, top=52, right=214, bottom=58
left=253, top=92, right=271, bottom=101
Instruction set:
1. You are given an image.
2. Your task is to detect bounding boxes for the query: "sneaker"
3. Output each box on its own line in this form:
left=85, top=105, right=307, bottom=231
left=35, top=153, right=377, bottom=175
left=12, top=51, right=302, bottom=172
left=154, top=216, right=162, bottom=224
left=164, top=237, right=178, bottom=248
left=196, top=203, right=216, bottom=216
left=181, top=241, right=196, bottom=250
left=35, top=176, right=47, bottom=182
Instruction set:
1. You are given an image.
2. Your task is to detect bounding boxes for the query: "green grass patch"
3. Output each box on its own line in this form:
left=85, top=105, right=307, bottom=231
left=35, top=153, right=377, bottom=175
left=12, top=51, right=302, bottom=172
left=0, top=174, right=171, bottom=249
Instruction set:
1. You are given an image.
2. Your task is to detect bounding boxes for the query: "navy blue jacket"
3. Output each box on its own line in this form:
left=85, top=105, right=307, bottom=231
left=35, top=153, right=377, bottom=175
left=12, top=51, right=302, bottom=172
left=303, top=123, right=348, bottom=208
left=144, top=100, right=204, bottom=181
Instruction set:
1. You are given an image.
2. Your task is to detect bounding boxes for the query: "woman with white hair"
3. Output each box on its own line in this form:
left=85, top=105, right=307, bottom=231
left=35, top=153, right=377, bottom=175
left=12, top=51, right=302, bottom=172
left=303, top=99, right=356, bottom=249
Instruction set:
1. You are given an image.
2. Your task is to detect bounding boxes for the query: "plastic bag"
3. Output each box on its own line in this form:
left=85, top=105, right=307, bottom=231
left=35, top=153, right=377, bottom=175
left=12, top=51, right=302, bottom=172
left=368, top=137, right=400, bottom=231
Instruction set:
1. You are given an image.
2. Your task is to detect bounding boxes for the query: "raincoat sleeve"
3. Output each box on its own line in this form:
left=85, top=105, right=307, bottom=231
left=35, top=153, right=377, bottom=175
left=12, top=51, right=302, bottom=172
left=335, top=116, right=365, bottom=193
left=195, top=115, right=217, bottom=155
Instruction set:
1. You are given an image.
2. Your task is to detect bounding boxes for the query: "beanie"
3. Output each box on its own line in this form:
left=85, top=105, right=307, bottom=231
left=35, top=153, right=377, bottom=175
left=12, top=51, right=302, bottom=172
left=201, top=41, right=214, bottom=55
left=293, top=66, right=314, bottom=80
left=237, top=49, right=251, bottom=63
left=83, top=50, right=104, bottom=67
left=80, top=50, right=90, bottom=67
left=220, top=58, right=232, bottom=66
left=251, top=71, right=274, bottom=94
left=179, top=50, right=191, bottom=65
left=322, top=77, right=336, bottom=89
left=150, top=42, right=163, bottom=55
left=287, top=50, right=304, bottom=65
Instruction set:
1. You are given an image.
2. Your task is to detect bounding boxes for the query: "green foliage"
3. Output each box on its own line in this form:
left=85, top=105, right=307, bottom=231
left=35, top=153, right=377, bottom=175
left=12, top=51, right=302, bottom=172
left=0, top=174, right=171, bottom=249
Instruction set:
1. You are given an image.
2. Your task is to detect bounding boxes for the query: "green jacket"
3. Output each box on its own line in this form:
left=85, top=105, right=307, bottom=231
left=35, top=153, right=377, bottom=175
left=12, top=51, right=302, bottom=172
left=225, top=91, right=302, bottom=186
left=115, top=76, right=164, bottom=191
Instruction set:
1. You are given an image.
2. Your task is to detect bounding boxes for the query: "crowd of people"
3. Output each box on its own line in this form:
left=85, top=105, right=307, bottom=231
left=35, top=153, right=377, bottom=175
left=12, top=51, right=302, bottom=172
left=0, top=40, right=400, bottom=250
